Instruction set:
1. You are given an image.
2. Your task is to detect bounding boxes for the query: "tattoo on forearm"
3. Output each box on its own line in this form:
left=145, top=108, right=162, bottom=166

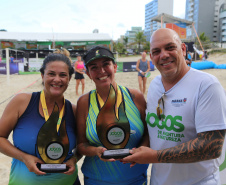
left=157, top=130, right=225, bottom=163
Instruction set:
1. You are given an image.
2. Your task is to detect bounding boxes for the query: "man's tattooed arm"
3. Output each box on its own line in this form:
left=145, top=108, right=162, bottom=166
left=157, top=130, right=225, bottom=163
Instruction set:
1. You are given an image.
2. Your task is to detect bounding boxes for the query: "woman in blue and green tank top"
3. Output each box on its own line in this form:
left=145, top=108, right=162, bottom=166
left=0, top=49, right=81, bottom=185
left=76, top=46, right=149, bottom=185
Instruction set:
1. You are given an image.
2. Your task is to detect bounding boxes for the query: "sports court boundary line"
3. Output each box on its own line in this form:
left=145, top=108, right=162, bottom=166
left=0, top=78, right=41, bottom=105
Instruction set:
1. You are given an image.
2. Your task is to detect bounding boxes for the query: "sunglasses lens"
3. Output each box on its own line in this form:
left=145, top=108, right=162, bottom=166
left=157, top=95, right=164, bottom=120
left=157, top=107, right=161, bottom=120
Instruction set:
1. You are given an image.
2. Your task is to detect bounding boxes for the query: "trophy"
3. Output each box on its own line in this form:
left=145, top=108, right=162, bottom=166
left=36, top=103, right=69, bottom=173
left=96, top=84, right=131, bottom=159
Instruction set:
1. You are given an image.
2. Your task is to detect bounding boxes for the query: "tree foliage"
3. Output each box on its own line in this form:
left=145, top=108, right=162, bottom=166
left=199, top=32, right=209, bottom=42
left=134, top=31, right=146, bottom=52
left=123, top=36, right=128, bottom=49
left=195, top=32, right=211, bottom=50
left=143, top=41, right=150, bottom=52
left=115, top=42, right=125, bottom=56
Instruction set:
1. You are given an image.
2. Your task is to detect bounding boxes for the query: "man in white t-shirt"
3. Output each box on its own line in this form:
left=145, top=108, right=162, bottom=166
left=122, top=28, right=226, bottom=185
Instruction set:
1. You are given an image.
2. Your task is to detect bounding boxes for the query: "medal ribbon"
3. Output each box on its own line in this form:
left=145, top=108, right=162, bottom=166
left=40, top=90, right=65, bottom=132
left=97, top=85, right=122, bottom=119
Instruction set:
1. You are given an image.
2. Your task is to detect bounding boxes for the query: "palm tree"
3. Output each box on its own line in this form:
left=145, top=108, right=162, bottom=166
left=116, top=42, right=124, bottom=56
left=143, top=41, right=150, bottom=52
left=123, top=36, right=128, bottom=49
left=199, top=32, right=209, bottom=42
left=195, top=32, right=211, bottom=50
left=134, top=31, right=146, bottom=53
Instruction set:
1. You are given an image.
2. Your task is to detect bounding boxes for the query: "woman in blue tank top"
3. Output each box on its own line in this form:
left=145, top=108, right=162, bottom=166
left=76, top=46, right=149, bottom=185
left=136, top=52, right=150, bottom=94
left=0, top=49, right=81, bottom=185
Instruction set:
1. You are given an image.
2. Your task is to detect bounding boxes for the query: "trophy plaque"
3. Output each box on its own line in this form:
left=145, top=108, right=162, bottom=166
left=96, top=84, right=131, bottom=159
left=36, top=103, right=69, bottom=173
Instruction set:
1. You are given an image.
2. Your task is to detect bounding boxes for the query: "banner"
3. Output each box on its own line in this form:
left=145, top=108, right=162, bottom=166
left=26, top=43, right=37, bottom=49
left=28, top=62, right=42, bottom=72
left=38, top=45, right=50, bottom=50
left=73, top=46, right=85, bottom=50
left=1, top=41, right=15, bottom=49
left=122, top=61, right=155, bottom=72
left=123, top=62, right=137, bottom=72
left=0, top=63, right=19, bottom=74
left=18, top=60, right=42, bottom=72
left=166, top=23, right=187, bottom=39
left=68, top=41, right=111, bottom=46
left=116, top=62, right=123, bottom=72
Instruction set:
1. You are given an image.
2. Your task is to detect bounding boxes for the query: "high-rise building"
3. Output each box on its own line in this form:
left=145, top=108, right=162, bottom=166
left=144, top=0, right=174, bottom=41
left=125, top=27, right=143, bottom=44
left=185, top=0, right=226, bottom=42
left=218, top=1, right=226, bottom=42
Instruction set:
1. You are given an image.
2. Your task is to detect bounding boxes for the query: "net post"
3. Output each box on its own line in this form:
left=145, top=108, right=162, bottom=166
left=5, top=48, right=10, bottom=79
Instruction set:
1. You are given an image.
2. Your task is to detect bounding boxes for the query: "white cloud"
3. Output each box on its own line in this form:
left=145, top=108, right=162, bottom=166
left=173, top=0, right=186, bottom=18
left=1, top=0, right=186, bottom=40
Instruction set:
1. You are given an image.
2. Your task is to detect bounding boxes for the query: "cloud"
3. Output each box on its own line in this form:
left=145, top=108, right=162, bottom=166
left=0, top=0, right=186, bottom=40
left=117, top=23, right=125, bottom=28
left=173, top=0, right=186, bottom=18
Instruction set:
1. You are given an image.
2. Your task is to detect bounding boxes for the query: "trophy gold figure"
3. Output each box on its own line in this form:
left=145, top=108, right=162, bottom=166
left=96, top=84, right=131, bottom=159
left=36, top=103, right=69, bottom=173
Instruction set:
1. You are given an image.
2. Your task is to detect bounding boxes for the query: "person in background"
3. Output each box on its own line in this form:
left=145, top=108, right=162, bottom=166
left=10, top=55, right=14, bottom=63
left=136, top=52, right=150, bottom=94
left=76, top=46, right=149, bottom=185
left=202, top=50, right=208, bottom=60
left=122, top=28, right=226, bottom=185
left=0, top=48, right=81, bottom=185
left=185, top=49, right=192, bottom=66
left=74, top=55, right=86, bottom=96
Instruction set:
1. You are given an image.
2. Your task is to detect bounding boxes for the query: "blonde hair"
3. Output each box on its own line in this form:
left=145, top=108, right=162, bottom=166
left=54, top=48, right=72, bottom=64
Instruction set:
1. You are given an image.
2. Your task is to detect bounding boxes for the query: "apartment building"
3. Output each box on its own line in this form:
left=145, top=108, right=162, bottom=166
left=144, top=0, right=174, bottom=41
left=185, top=0, right=226, bottom=42
left=125, top=27, right=143, bottom=44
left=218, top=0, right=226, bottom=42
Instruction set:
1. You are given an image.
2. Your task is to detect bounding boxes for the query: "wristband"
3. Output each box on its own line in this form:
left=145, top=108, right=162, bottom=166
left=140, top=70, right=143, bottom=73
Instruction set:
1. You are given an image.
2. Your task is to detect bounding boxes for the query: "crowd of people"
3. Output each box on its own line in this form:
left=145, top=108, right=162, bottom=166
left=0, top=28, right=225, bottom=185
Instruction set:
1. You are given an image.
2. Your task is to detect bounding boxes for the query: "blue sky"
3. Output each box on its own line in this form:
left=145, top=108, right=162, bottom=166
left=0, top=0, right=186, bottom=40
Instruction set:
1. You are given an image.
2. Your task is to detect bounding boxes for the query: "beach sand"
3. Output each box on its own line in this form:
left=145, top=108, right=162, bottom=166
left=0, top=54, right=225, bottom=185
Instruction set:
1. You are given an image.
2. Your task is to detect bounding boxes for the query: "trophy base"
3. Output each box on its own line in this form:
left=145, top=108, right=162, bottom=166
left=101, top=148, right=131, bottom=159
left=37, top=163, right=69, bottom=173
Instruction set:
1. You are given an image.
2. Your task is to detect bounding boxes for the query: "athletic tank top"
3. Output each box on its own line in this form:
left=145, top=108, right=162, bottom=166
left=9, top=92, right=78, bottom=185
left=138, top=59, right=148, bottom=75
left=82, top=85, right=148, bottom=183
left=76, top=61, right=84, bottom=69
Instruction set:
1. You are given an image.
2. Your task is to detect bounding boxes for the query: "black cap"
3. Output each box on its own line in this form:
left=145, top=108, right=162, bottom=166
left=83, top=46, right=115, bottom=66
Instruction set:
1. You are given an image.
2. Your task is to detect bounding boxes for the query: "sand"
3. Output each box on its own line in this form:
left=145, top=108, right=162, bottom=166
left=0, top=54, right=225, bottom=185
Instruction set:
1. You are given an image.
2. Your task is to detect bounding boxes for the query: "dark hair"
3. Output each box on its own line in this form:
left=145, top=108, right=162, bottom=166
left=40, top=48, right=74, bottom=77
